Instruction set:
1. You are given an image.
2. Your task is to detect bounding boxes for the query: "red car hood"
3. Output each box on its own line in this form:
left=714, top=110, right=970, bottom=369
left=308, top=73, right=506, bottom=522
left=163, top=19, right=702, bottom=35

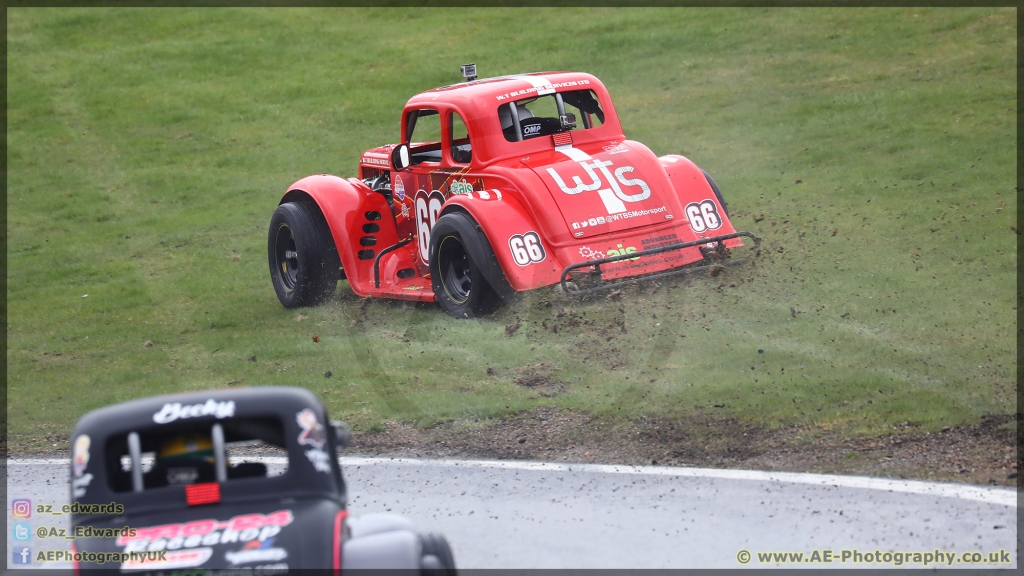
left=523, top=141, right=675, bottom=238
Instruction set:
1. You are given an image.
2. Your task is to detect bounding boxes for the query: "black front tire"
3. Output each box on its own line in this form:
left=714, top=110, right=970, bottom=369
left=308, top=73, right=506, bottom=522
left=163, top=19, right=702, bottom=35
left=428, top=212, right=504, bottom=318
left=268, top=201, right=340, bottom=308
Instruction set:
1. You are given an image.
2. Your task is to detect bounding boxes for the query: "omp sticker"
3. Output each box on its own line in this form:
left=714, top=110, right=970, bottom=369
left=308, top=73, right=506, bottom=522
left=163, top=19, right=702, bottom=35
left=73, top=435, right=90, bottom=478
left=153, top=400, right=235, bottom=424
left=121, top=547, right=213, bottom=571
left=296, top=409, right=326, bottom=449
left=508, top=232, right=546, bottom=266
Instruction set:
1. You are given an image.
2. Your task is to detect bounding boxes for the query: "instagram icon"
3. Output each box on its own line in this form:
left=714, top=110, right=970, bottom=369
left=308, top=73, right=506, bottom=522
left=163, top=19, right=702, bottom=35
left=11, top=499, right=32, bottom=519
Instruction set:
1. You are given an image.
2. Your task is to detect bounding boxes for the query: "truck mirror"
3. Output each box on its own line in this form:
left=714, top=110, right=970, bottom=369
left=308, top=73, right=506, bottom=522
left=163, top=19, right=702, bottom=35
left=391, top=144, right=411, bottom=172
left=331, top=420, right=352, bottom=450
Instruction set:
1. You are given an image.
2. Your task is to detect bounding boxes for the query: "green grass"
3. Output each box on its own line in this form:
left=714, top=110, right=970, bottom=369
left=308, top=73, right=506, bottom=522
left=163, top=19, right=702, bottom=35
left=6, top=7, right=1016, bottom=452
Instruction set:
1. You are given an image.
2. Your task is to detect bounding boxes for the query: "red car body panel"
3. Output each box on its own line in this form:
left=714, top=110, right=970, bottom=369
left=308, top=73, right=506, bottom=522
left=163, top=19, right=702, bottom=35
left=280, top=71, right=745, bottom=302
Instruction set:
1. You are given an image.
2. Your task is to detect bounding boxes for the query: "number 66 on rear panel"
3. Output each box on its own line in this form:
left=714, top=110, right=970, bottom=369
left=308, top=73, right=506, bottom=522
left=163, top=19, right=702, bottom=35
left=509, top=232, right=545, bottom=266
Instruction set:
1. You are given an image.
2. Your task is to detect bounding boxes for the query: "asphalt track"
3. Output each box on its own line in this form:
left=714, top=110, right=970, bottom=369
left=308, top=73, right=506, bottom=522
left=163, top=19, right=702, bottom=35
left=6, top=456, right=1018, bottom=569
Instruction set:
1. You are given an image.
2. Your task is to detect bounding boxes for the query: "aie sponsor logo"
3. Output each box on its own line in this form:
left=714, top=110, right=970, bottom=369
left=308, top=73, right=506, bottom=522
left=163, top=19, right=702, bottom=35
left=153, top=399, right=236, bottom=424
left=578, top=244, right=639, bottom=261
left=606, top=243, right=640, bottom=261
left=449, top=179, right=473, bottom=195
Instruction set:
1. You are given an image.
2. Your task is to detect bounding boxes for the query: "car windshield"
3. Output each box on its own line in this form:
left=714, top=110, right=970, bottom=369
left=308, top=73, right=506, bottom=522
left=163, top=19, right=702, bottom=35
left=497, top=89, right=604, bottom=142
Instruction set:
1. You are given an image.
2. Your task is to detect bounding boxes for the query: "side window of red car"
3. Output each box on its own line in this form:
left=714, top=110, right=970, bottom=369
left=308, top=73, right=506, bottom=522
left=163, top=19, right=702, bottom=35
left=407, top=109, right=442, bottom=165
left=450, top=112, right=472, bottom=164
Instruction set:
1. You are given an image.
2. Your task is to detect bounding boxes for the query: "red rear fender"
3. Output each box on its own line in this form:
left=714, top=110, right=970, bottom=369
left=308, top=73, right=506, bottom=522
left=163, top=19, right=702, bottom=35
left=442, top=192, right=563, bottom=292
left=283, top=175, right=398, bottom=297
left=658, top=155, right=740, bottom=246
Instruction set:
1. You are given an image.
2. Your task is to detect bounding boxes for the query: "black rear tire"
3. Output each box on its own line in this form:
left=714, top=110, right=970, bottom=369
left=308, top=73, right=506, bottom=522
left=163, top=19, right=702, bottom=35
left=419, top=532, right=456, bottom=576
left=268, top=201, right=340, bottom=308
left=702, top=170, right=728, bottom=216
left=428, top=212, right=506, bottom=318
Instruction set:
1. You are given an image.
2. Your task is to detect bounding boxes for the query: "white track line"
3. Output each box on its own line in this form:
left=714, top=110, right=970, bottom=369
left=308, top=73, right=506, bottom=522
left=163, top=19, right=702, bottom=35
left=9, top=457, right=1017, bottom=507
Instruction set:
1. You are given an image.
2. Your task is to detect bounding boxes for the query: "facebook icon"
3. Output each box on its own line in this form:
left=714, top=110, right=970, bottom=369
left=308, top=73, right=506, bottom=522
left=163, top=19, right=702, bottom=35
left=12, top=546, right=32, bottom=565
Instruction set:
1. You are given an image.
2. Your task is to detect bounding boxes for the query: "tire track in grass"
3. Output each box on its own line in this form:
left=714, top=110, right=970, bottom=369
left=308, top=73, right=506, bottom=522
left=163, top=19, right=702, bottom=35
left=339, top=302, right=418, bottom=418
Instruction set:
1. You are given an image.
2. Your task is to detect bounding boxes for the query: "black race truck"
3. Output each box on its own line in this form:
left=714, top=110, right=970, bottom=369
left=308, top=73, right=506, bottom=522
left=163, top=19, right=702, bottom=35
left=68, top=387, right=455, bottom=572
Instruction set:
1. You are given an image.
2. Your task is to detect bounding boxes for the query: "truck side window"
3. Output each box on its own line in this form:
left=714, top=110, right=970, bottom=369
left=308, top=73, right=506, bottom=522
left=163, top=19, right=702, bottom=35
left=450, top=112, right=472, bottom=164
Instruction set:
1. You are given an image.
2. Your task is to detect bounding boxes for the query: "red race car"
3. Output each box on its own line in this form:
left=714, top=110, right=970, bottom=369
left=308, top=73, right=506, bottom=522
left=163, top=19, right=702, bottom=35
left=269, top=65, right=758, bottom=318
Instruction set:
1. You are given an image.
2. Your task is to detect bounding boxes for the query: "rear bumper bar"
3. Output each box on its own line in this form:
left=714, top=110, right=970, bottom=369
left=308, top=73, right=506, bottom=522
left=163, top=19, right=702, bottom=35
left=559, top=230, right=761, bottom=296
